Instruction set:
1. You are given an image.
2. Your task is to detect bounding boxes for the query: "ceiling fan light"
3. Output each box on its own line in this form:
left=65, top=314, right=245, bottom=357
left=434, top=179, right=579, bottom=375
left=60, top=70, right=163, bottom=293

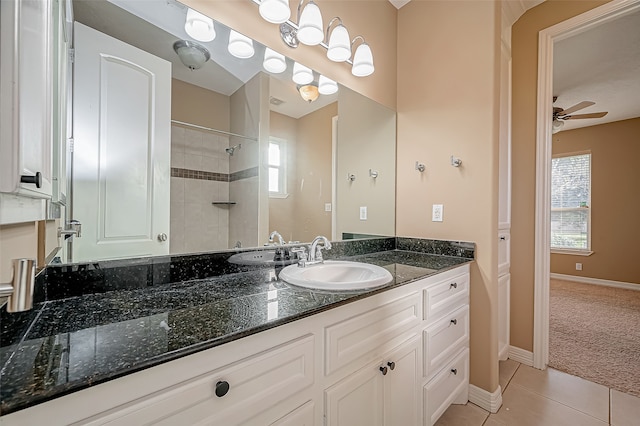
left=292, top=62, right=313, bottom=85
left=351, top=42, right=374, bottom=77
left=228, top=30, right=255, bottom=59
left=318, top=75, right=338, bottom=95
left=259, top=0, right=291, bottom=24
left=327, top=24, right=351, bottom=62
left=263, top=48, right=287, bottom=73
left=185, top=8, right=216, bottom=42
left=552, top=119, right=564, bottom=133
left=297, top=1, right=324, bottom=45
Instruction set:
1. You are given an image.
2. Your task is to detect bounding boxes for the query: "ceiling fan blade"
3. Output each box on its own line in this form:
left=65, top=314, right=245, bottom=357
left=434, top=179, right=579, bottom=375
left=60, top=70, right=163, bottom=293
left=559, top=101, right=595, bottom=116
left=564, top=112, right=608, bottom=120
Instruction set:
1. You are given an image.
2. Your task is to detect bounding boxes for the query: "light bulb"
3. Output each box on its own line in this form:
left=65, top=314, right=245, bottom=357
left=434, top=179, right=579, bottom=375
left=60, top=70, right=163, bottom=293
left=297, top=1, right=323, bottom=45
left=184, top=8, right=216, bottom=42
left=259, top=0, right=291, bottom=24
left=228, top=30, right=254, bottom=59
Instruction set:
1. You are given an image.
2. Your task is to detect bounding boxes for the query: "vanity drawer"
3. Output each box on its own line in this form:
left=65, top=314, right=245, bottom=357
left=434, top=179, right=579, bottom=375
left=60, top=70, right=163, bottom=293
left=424, top=348, right=469, bottom=426
left=89, top=335, right=315, bottom=425
left=423, top=272, right=469, bottom=322
left=325, top=292, right=421, bottom=376
left=423, top=306, right=469, bottom=379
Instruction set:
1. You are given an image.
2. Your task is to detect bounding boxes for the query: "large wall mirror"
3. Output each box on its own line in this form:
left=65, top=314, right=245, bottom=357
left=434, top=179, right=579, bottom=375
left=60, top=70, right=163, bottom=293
left=61, top=0, right=396, bottom=263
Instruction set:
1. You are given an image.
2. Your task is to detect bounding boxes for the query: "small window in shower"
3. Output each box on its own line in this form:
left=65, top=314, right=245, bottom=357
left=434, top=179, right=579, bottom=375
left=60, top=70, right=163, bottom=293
left=269, top=137, right=288, bottom=198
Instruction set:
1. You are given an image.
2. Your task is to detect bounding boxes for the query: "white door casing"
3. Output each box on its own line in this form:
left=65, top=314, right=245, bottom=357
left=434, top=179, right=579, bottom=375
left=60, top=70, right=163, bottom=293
left=72, top=22, right=171, bottom=262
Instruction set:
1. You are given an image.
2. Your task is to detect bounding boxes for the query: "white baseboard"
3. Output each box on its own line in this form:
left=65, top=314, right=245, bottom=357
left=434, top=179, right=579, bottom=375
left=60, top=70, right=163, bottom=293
left=468, top=384, right=502, bottom=413
left=550, top=273, right=639, bottom=291
left=508, top=346, right=534, bottom=366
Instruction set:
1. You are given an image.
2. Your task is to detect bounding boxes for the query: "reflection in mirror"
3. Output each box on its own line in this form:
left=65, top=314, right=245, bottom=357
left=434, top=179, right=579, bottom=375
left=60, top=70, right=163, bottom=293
left=63, top=0, right=395, bottom=264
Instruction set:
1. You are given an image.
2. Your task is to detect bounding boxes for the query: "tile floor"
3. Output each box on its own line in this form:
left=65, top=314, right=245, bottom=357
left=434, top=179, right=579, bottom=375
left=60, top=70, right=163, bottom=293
left=435, top=359, right=640, bottom=426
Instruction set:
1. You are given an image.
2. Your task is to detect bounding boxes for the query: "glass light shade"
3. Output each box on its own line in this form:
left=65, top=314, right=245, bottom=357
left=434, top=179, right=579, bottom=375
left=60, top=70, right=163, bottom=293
left=298, top=84, right=319, bottom=103
left=173, top=41, right=210, bottom=71
left=292, top=62, right=313, bottom=84
left=259, top=0, right=291, bottom=24
left=318, top=75, right=338, bottom=95
left=228, top=30, right=255, bottom=59
left=263, top=48, right=287, bottom=73
left=297, top=1, right=324, bottom=46
left=184, top=8, right=216, bottom=42
left=351, top=42, right=374, bottom=77
left=327, top=24, right=351, bottom=62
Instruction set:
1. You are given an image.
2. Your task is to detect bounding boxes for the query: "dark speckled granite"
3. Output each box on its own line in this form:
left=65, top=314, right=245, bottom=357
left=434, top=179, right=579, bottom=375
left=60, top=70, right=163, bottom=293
left=0, top=238, right=473, bottom=416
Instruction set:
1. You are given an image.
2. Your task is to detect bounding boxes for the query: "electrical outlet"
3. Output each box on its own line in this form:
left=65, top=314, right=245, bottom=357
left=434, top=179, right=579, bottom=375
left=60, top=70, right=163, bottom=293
left=360, top=206, right=367, bottom=220
left=576, top=263, right=583, bottom=271
left=432, top=204, right=443, bottom=222
left=325, top=203, right=332, bottom=212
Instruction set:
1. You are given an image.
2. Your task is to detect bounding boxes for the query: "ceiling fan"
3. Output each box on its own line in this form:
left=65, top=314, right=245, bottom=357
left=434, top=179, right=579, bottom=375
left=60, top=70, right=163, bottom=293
left=552, top=96, right=608, bottom=133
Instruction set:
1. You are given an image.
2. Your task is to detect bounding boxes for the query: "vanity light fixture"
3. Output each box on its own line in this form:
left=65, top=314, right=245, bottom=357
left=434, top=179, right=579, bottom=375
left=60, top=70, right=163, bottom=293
left=259, top=0, right=291, bottom=24
left=263, top=48, right=287, bottom=73
left=318, top=75, right=338, bottom=95
left=297, top=82, right=320, bottom=103
left=184, top=8, right=216, bottom=42
left=351, top=36, right=374, bottom=77
left=173, top=40, right=211, bottom=70
left=296, top=0, right=323, bottom=45
left=228, top=30, right=255, bottom=58
left=292, top=62, right=313, bottom=84
left=326, top=17, right=350, bottom=62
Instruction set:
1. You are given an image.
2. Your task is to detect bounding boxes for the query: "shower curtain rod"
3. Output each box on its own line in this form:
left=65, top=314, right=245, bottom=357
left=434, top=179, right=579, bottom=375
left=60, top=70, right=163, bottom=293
left=171, top=120, right=258, bottom=142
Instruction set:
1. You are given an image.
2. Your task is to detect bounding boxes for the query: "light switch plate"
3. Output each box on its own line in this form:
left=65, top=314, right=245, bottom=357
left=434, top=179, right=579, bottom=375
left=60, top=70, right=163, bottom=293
left=360, top=206, right=367, bottom=220
left=432, top=204, right=443, bottom=222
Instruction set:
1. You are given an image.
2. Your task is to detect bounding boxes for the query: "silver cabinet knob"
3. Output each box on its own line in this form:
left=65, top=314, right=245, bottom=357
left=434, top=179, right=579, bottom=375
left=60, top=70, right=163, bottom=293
left=157, top=233, right=168, bottom=242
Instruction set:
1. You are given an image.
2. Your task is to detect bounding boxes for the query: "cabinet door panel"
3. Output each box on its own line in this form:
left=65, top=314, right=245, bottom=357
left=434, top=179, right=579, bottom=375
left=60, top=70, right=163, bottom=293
left=384, top=337, right=419, bottom=426
left=270, top=400, right=315, bottom=426
left=325, top=362, right=384, bottom=426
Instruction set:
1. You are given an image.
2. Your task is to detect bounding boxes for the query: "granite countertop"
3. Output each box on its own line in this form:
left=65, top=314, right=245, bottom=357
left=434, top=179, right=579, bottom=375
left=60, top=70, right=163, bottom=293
left=0, top=248, right=471, bottom=415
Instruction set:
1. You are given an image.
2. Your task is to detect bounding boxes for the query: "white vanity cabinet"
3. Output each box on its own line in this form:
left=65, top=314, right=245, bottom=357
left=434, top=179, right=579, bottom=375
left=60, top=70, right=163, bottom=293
left=1, top=264, right=470, bottom=426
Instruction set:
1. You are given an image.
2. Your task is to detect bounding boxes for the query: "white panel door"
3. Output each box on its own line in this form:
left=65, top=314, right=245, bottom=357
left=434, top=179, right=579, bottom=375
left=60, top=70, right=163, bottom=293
left=72, top=22, right=170, bottom=262
left=384, top=337, right=420, bottom=426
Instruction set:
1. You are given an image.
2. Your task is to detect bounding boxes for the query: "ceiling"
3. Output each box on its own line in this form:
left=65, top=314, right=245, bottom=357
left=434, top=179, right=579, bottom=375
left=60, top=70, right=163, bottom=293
left=553, top=8, right=640, bottom=132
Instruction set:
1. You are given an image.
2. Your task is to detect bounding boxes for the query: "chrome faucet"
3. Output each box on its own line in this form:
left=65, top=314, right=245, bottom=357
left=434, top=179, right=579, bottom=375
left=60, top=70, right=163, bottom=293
left=268, top=230, right=285, bottom=246
left=308, top=235, right=332, bottom=264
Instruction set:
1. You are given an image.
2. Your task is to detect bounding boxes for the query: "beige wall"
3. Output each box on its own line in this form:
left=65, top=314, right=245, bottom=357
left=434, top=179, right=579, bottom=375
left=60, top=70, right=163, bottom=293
left=550, top=118, right=640, bottom=285
left=0, top=222, right=39, bottom=283
left=337, top=87, right=396, bottom=238
left=293, top=103, right=337, bottom=242
left=397, top=1, right=501, bottom=393
left=181, top=0, right=397, bottom=110
left=171, top=78, right=230, bottom=131
left=510, top=0, right=609, bottom=352
left=269, top=111, right=298, bottom=242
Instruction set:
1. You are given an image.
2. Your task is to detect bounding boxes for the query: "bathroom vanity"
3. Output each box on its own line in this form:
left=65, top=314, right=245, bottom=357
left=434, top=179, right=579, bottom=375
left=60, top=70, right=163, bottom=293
left=0, top=238, right=473, bottom=425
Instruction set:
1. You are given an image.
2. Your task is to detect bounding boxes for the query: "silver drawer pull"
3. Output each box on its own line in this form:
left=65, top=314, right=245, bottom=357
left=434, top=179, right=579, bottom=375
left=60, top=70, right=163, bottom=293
left=450, top=319, right=457, bottom=325
left=451, top=368, right=458, bottom=375
left=450, top=282, right=457, bottom=289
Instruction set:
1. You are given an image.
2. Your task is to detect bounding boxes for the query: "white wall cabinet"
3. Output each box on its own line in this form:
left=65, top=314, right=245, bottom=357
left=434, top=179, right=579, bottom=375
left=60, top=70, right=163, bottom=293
left=2, top=265, right=470, bottom=426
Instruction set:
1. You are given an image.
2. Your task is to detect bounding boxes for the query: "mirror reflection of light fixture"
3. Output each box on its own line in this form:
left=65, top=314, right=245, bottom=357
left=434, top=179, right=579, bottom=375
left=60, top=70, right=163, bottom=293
left=173, top=40, right=210, bottom=70
left=326, top=18, right=350, bottom=62
left=184, top=8, right=216, bottom=42
left=259, top=0, right=291, bottom=24
left=297, top=82, right=319, bottom=103
left=318, top=75, right=338, bottom=95
left=228, top=30, right=255, bottom=58
left=552, top=119, right=565, bottom=133
left=263, top=48, right=287, bottom=73
left=351, top=36, right=374, bottom=77
left=292, top=62, right=313, bottom=84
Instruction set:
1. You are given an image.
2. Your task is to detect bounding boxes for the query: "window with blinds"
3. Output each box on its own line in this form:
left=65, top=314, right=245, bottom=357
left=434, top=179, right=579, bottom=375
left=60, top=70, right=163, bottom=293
left=551, top=153, right=591, bottom=250
left=268, top=138, right=287, bottom=198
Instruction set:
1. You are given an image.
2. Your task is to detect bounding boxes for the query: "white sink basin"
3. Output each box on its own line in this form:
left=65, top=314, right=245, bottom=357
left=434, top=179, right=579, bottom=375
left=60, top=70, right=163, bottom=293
left=279, top=261, right=393, bottom=291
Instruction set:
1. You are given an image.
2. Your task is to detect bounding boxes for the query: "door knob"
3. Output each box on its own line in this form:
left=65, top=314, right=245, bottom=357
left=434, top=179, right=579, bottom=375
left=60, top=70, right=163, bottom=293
left=21, top=172, right=42, bottom=188
left=157, top=233, right=168, bottom=242
left=379, top=366, right=388, bottom=376
left=387, top=361, right=395, bottom=370
left=215, top=380, right=230, bottom=397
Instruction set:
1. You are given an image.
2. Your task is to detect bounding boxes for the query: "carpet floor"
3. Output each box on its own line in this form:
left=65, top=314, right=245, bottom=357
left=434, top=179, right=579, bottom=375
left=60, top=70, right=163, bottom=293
left=549, top=279, right=640, bottom=397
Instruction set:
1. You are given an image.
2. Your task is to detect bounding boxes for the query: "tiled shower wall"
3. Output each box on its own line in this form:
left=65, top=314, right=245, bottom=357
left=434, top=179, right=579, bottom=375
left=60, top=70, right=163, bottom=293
left=170, top=125, right=230, bottom=254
